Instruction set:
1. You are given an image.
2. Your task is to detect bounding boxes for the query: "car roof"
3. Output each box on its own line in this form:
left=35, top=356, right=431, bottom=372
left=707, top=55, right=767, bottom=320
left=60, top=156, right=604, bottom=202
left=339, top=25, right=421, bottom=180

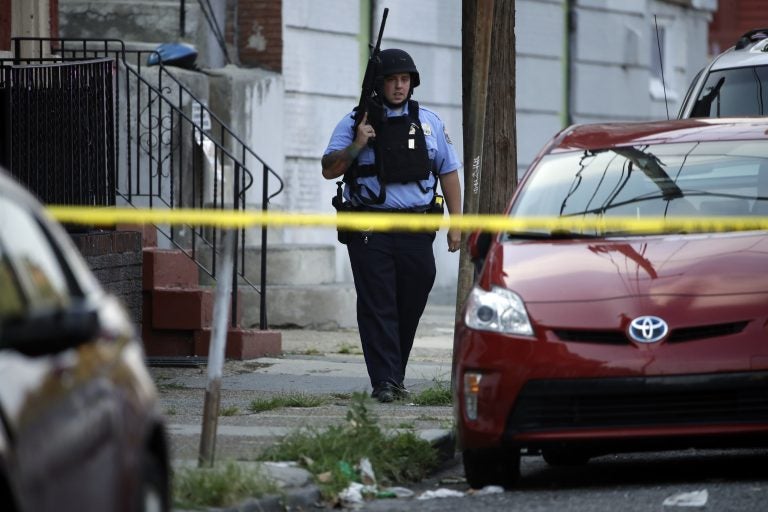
left=551, top=118, right=768, bottom=153
left=709, top=40, right=768, bottom=71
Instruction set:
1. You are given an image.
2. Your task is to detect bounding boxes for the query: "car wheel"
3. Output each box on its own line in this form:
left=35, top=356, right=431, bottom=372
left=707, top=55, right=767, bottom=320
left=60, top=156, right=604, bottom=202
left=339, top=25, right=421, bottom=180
left=541, top=447, right=591, bottom=466
left=140, top=451, right=169, bottom=512
left=462, top=447, right=520, bottom=490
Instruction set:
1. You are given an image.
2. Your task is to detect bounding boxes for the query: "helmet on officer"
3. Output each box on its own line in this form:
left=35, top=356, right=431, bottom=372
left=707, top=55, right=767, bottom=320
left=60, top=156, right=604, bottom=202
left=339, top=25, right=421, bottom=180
left=375, top=49, right=420, bottom=105
left=377, top=48, right=420, bottom=88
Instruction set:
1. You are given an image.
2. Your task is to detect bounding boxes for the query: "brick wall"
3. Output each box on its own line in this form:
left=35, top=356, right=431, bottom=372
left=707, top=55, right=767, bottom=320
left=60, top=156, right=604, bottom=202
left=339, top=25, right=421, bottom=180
left=231, top=0, right=282, bottom=72
left=709, top=0, right=767, bottom=55
left=70, top=230, right=143, bottom=327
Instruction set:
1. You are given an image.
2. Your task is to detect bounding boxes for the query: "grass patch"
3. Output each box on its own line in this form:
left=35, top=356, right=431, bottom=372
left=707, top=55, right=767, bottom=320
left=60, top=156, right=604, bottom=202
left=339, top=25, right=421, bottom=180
left=220, top=405, right=240, bottom=416
left=249, top=392, right=330, bottom=413
left=173, top=460, right=278, bottom=509
left=260, top=393, right=438, bottom=500
left=411, top=379, right=452, bottom=406
left=337, top=343, right=363, bottom=355
left=156, top=381, right=187, bottom=390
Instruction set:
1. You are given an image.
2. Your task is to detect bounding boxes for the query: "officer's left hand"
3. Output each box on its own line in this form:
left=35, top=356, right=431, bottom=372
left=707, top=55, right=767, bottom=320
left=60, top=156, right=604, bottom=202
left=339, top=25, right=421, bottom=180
left=447, top=228, right=461, bottom=252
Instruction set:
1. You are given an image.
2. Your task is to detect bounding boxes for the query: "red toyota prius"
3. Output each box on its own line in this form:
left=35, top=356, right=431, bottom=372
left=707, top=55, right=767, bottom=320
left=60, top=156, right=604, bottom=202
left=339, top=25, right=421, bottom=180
left=454, top=118, right=768, bottom=489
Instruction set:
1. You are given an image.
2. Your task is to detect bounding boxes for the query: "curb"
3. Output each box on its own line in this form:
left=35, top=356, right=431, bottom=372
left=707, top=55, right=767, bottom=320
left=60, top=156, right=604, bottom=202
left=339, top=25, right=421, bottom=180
left=211, top=429, right=456, bottom=512
left=219, top=485, right=322, bottom=512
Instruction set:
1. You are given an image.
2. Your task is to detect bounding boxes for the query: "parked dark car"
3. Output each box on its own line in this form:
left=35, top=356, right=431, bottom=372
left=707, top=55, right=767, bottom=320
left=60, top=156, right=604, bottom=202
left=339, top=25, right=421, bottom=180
left=454, top=118, right=768, bottom=489
left=0, top=169, right=170, bottom=511
left=679, top=28, right=768, bottom=118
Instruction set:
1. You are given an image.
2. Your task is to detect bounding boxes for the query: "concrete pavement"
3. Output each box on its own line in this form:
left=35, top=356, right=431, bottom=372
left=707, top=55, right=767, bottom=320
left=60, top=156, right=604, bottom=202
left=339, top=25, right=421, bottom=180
left=149, top=301, right=459, bottom=510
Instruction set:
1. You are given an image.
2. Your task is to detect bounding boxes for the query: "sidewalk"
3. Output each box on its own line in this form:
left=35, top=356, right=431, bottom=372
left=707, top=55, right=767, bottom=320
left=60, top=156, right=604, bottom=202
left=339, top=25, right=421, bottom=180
left=149, top=301, right=459, bottom=510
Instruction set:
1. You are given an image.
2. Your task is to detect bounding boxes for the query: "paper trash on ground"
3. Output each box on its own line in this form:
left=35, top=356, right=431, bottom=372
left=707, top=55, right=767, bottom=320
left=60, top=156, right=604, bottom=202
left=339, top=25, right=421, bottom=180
left=663, top=489, right=708, bottom=507
left=417, top=488, right=466, bottom=500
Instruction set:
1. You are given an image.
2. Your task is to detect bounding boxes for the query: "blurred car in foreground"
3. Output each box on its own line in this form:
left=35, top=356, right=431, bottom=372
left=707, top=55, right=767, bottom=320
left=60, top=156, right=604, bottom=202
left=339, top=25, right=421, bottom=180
left=679, top=28, right=768, bottom=118
left=0, top=170, right=169, bottom=511
left=454, top=118, right=768, bottom=489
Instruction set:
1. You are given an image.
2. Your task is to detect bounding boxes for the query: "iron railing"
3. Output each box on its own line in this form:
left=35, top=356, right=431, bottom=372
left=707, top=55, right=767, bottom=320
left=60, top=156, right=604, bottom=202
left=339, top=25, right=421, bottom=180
left=2, top=37, right=284, bottom=329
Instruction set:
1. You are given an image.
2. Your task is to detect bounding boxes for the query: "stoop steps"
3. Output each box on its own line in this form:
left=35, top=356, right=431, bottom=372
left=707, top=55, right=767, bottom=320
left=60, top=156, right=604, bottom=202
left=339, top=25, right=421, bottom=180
left=238, top=244, right=357, bottom=330
left=199, top=243, right=358, bottom=330
left=125, top=224, right=281, bottom=360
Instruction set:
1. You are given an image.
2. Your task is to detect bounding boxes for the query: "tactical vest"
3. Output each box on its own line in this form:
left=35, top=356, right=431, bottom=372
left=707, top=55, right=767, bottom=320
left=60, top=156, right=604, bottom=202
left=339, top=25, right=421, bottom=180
left=345, top=100, right=434, bottom=205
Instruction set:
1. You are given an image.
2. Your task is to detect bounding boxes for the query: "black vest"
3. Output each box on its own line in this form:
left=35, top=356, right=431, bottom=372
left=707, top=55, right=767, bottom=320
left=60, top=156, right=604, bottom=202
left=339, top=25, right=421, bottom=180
left=372, top=101, right=431, bottom=183
left=344, top=100, right=433, bottom=204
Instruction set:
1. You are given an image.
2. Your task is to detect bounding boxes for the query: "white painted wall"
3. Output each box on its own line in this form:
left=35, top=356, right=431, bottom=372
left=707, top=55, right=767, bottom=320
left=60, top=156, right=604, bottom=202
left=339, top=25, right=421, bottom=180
left=515, top=0, right=715, bottom=175
left=276, top=0, right=714, bottom=294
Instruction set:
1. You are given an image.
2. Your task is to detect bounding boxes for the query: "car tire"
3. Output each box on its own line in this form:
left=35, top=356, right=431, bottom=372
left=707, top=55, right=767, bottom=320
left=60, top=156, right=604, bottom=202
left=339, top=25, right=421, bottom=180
left=541, top=447, right=591, bottom=466
left=140, top=451, right=170, bottom=512
left=462, top=447, right=520, bottom=490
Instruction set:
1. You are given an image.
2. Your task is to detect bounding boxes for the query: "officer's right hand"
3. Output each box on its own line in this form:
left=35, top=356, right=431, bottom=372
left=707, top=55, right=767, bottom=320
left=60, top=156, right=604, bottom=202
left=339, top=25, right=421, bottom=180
left=355, top=112, right=376, bottom=147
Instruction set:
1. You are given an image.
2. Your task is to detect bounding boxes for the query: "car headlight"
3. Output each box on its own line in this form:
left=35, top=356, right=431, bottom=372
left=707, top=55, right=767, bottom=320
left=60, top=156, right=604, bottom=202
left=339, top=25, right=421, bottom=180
left=464, top=285, right=533, bottom=336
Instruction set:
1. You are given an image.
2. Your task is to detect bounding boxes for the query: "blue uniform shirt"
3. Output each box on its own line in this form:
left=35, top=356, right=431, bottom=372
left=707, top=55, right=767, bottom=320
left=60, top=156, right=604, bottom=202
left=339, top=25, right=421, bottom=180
left=324, top=102, right=460, bottom=209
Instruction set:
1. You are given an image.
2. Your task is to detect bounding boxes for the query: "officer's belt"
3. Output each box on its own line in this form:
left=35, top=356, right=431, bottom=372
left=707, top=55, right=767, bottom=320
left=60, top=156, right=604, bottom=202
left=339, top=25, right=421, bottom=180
left=352, top=204, right=431, bottom=213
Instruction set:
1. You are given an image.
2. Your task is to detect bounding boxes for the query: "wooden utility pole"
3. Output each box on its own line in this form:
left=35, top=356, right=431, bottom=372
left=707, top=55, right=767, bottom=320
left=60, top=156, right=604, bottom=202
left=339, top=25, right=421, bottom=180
left=453, top=0, right=517, bottom=378
left=477, top=0, right=517, bottom=216
left=455, top=0, right=495, bottom=318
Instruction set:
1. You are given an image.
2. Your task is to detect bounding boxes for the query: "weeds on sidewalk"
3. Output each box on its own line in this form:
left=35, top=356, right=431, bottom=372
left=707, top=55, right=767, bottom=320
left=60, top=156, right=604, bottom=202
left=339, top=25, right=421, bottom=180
left=249, top=392, right=330, bottom=412
left=259, top=392, right=439, bottom=500
left=173, top=460, right=279, bottom=509
left=411, top=378, right=452, bottom=406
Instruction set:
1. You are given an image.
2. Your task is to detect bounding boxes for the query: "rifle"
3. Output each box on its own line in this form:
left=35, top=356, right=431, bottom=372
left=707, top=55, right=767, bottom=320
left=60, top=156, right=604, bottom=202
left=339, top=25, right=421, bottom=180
left=353, top=7, right=389, bottom=133
left=333, top=8, right=389, bottom=229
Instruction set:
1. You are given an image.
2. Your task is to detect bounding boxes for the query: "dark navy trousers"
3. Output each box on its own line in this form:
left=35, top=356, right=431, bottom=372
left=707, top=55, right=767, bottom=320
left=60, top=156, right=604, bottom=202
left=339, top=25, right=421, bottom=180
left=347, top=230, right=436, bottom=387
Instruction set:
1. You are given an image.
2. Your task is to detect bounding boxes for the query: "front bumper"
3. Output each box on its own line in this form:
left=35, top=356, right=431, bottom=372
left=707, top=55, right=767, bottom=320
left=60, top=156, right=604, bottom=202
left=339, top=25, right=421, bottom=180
left=455, top=326, right=768, bottom=451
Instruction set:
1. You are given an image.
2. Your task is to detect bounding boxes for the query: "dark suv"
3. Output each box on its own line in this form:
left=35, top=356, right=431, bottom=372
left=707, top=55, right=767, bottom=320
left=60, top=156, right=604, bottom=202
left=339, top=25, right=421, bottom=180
left=679, top=28, right=768, bottom=118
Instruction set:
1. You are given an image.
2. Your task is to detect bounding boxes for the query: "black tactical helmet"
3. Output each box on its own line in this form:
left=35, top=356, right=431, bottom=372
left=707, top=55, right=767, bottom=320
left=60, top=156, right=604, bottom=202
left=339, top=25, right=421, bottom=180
left=377, top=48, right=420, bottom=88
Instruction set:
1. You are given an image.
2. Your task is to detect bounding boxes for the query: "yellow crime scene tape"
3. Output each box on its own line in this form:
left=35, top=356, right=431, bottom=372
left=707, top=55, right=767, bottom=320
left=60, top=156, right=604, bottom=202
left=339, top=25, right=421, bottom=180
left=46, top=206, right=768, bottom=234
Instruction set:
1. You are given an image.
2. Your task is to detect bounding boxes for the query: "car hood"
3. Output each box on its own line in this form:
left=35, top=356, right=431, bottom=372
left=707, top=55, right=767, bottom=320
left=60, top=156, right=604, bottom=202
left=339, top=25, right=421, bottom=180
left=492, top=231, right=768, bottom=302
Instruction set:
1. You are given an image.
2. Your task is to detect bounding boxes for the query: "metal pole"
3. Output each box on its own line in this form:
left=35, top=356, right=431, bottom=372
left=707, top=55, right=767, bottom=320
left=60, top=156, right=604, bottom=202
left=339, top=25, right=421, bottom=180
left=180, top=0, right=186, bottom=38
left=260, top=163, right=268, bottom=330
left=198, top=229, right=235, bottom=468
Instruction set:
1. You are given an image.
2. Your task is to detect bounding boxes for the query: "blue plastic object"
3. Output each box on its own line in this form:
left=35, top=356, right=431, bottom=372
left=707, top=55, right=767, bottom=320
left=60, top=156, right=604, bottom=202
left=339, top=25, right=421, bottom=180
left=147, top=42, right=198, bottom=68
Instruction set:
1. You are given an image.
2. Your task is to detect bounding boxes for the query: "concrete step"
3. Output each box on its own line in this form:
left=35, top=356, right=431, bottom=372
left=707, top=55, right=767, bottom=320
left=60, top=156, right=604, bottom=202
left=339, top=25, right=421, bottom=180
left=193, top=328, right=282, bottom=360
left=148, top=287, right=214, bottom=330
left=141, top=325, right=281, bottom=360
left=143, top=248, right=199, bottom=290
left=199, top=243, right=337, bottom=287
left=242, top=244, right=337, bottom=286
left=240, top=283, right=357, bottom=330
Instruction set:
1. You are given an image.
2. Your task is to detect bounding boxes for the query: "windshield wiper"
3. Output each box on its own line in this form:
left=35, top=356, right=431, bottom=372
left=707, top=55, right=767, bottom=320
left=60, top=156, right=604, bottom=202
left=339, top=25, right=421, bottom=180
left=504, top=230, right=600, bottom=240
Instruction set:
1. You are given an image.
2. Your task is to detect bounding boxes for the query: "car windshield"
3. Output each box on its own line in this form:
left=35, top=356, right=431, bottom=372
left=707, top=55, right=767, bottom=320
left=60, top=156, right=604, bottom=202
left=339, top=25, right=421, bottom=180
left=690, top=66, right=768, bottom=117
left=510, top=140, right=768, bottom=235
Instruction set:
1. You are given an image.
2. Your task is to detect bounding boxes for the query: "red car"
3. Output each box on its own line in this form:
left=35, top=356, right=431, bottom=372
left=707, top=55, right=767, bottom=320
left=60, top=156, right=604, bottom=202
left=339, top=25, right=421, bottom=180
left=454, top=118, right=768, bottom=489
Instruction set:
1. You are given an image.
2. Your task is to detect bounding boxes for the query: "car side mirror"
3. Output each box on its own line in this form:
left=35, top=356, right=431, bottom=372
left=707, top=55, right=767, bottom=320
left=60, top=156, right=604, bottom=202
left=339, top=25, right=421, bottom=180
left=0, top=300, right=100, bottom=356
left=467, top=231, right=493, bottom=278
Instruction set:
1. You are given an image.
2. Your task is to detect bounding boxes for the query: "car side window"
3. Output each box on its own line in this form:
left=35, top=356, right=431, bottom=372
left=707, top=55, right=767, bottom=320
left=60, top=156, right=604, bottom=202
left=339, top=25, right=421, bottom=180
left=0, top=196, right=71, bottom=315
left=692, top=66, right=768, bottom=117
left=0, top=243, right=25, bottom=319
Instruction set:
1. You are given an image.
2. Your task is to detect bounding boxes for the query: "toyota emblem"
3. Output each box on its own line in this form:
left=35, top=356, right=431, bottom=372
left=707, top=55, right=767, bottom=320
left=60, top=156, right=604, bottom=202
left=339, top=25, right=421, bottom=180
left=628, top=316, right=669, bottom=343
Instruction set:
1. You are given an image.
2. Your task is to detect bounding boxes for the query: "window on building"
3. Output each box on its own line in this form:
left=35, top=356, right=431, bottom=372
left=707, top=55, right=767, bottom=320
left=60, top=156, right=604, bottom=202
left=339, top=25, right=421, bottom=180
left=650, top=22, right=678, bottom=102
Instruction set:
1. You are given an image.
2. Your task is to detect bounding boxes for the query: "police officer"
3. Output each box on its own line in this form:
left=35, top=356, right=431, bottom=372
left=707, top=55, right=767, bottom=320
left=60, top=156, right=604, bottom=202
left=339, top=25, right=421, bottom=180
left=321, top=48, right=462, bottom=403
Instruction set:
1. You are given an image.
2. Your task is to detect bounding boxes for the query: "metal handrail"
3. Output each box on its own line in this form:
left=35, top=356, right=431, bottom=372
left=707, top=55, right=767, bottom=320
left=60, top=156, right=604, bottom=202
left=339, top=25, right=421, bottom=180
left=7, top=36, right=283, bottom=329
